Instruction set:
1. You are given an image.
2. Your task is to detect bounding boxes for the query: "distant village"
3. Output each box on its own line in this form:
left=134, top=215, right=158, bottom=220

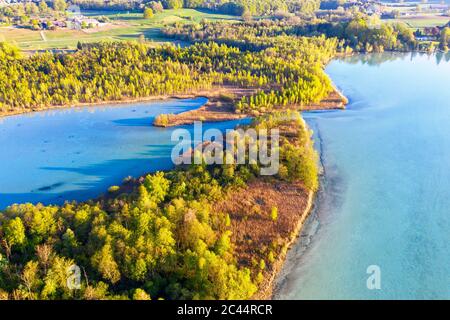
left=318, top=0, right=450, bottom=19
left=317, top=0, right=450, bottom=41
left=0, top=0, right=110, bottom=30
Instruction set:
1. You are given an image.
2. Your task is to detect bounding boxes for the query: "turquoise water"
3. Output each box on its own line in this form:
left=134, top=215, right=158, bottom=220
left=275, top=52, right=450, bottom=299
left=0, top=98, right=248, bottom=209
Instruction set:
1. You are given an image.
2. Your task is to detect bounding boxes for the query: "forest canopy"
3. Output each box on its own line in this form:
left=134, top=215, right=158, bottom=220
left=0, top=34, right=337, bottom=114
left=163, top=18, right=418, bottom=53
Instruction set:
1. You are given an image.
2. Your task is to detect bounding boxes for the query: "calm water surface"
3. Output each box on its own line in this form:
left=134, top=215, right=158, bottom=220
left=275, top=52, right=450, bottom=299
left=0, top=98, right=248, bottom=209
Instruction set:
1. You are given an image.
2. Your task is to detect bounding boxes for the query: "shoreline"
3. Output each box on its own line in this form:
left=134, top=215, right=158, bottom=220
left=251, top=88, right=347, bottom=300
left=94, top=110, right=342, bottom=301
left=250, top=113, right=336, bottom=300
left=252, top=190, right=315, bottom=300
left=0, top=75, right=348, bottom=301
left=0, top=85, right=254, bottom=119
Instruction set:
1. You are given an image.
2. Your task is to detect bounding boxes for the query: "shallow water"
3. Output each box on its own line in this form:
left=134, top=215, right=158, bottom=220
left=275, top=52, right=450, bottom=299
left=0, top=98, right=248, bottom=209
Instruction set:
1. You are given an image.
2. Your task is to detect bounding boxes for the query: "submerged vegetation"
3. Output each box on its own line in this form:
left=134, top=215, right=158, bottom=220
left=0, top=112, right=318, bottom=300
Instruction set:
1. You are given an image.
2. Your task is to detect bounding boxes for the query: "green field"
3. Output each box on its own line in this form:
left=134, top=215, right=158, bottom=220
left=84, top=8, right=240, bottom=24
left=0, top=9, right=240, bottom=51
left=384, top=15, right=450, bottom=29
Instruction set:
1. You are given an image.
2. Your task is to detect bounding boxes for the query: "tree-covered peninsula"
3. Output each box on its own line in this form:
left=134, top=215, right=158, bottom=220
left=0, top=112, right=318, bottom=300
left=0, top=17, right=342, bottom=300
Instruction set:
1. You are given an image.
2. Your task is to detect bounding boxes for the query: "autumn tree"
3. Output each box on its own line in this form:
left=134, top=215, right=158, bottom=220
left=144, top=7, right=154, bottom=19
left=53, top=0, right=67, bottom=12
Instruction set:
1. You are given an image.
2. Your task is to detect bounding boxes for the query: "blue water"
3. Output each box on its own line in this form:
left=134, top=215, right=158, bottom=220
left=0, top=98, right=249, bottom=209
left=276, top=52, right=450, bottom=299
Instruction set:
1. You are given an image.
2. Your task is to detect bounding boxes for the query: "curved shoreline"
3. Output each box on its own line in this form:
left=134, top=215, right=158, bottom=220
left=252, top=190, right=315, bottom=299
left=0, top=76, right=348, bottom=300
left=270, top=122, right=330, bottom=299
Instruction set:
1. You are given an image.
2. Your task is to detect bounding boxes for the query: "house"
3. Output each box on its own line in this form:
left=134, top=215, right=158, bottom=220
left=53, top=20, right=66, bottom=28
left=68, top=16, right=102, bottom=30
left=365, top=4, right=382, bottom=16
left=416, top=35, right=437, bottom=41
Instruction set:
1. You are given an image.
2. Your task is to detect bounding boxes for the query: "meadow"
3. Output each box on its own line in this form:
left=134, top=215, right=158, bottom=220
left=0, top=9, right=240, bottom=51
left=385, top=15, right=449, bottom=29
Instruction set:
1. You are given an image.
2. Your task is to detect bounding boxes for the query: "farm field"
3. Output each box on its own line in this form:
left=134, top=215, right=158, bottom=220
left=384, top=15, right=450, bottom=29
left=0, top=9, right=240, bottom=51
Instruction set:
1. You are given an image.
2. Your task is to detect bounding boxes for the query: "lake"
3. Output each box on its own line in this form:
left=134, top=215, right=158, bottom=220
left=275, top=52, right=450, bottom=299
left=0, top=98, right=248, bottom=209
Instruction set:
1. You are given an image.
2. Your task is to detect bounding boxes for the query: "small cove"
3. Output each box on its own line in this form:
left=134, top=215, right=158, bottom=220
left=0, top=97, right=249, bottom=209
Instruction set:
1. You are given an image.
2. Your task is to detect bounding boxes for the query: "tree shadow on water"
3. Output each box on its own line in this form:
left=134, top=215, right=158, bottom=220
left=0, top=144, right=177, bottom=210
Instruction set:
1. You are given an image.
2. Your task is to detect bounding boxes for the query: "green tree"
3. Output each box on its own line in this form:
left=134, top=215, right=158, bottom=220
left=20, top=261, right=40, bottom=299
left=164, top=0, right=183, bottom=9
left=270, top=207, right=278, bottom=221
left=440, top=27, right=450, bottom=49
left=144, top=7, right=154, bottom=19
left=3, top=217, right=26, bottom=251
left=39, top=0, right=48, bottom=13
left=133, top=288, right=151, bottom=300
left=53, top=0, right=67, bottom=12
left=31, top=19, right=40, bottom=30
left=91, top=243, right=121, bottom=284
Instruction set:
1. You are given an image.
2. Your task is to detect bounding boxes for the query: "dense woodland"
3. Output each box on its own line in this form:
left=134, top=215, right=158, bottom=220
left=0, top=112, right=318, bottom=300
left=163, top=17, right=418, bottom=53
left=0, top=33, right=336, bottom=114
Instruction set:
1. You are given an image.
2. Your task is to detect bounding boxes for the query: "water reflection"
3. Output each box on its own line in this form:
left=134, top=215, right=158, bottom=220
left=340, top=51, right=450, bottom=66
